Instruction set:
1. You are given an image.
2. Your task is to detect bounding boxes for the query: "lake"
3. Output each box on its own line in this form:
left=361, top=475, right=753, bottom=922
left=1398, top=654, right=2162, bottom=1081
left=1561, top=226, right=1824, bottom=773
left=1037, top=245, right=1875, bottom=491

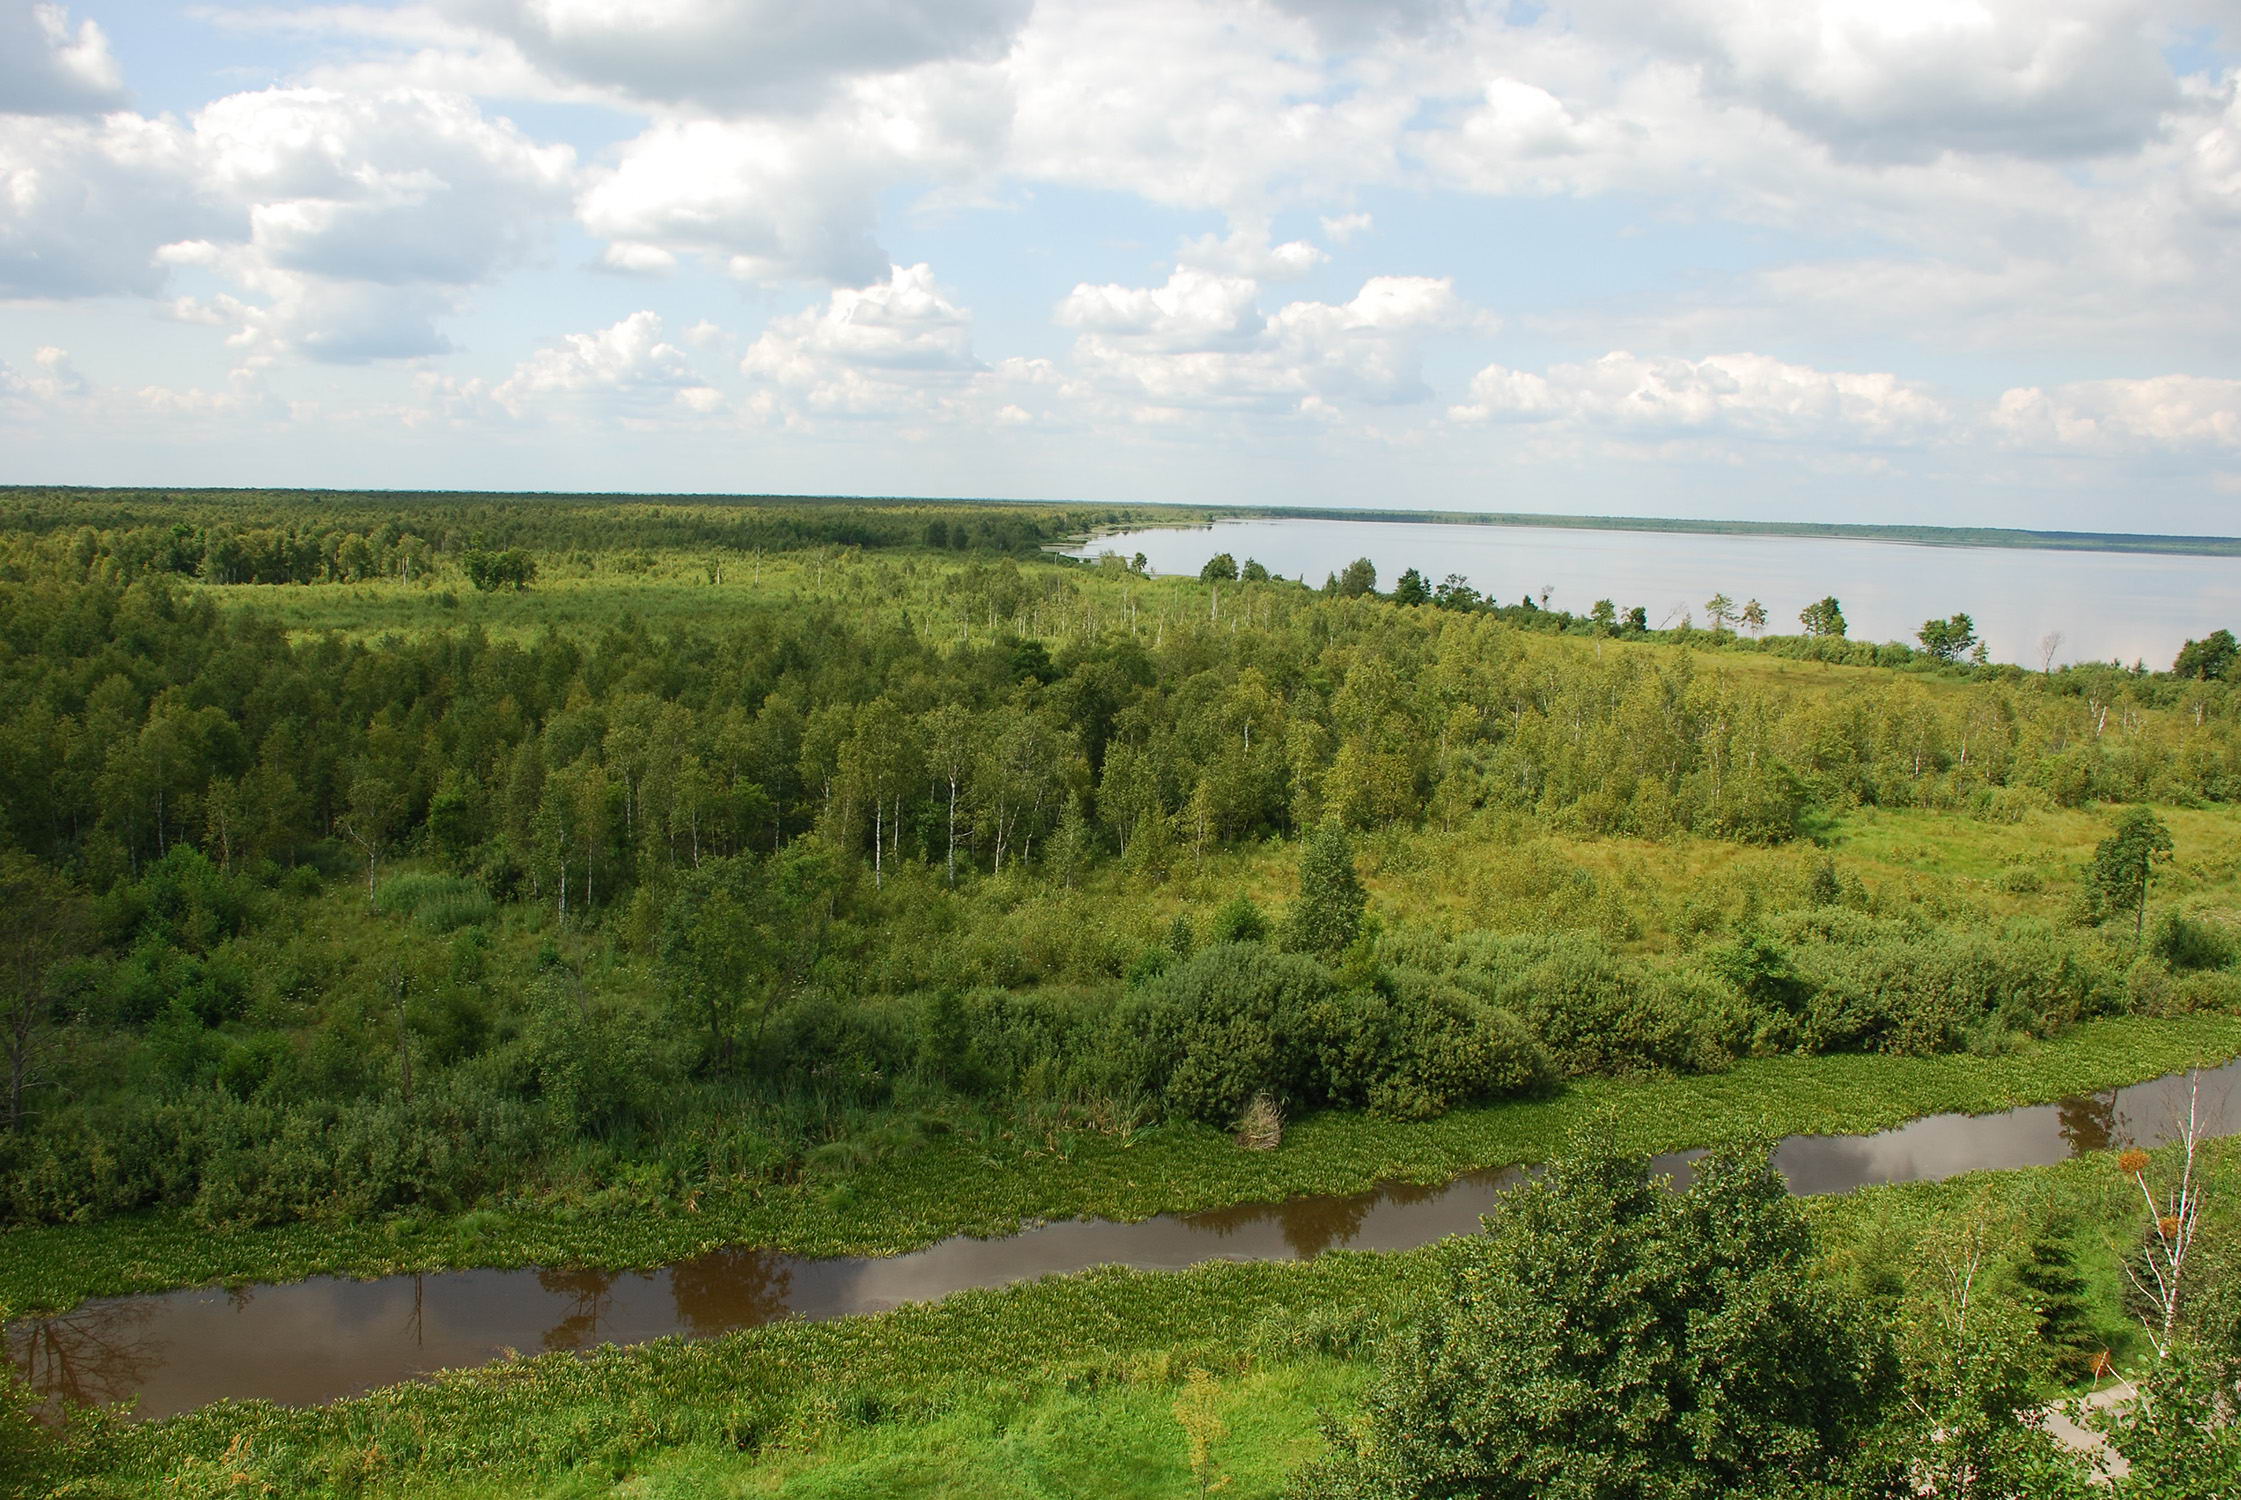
left=1067, top=518, right=2241, bottom=669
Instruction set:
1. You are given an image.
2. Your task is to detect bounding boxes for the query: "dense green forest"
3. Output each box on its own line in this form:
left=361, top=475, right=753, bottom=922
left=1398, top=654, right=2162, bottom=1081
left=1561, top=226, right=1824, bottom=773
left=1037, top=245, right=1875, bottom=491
left=4, top=489, right=2241, bottom=1495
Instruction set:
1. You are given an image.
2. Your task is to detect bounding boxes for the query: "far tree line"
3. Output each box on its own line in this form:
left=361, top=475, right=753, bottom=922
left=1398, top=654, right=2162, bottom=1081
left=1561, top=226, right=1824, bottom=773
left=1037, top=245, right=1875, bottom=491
left=1195, top=550, right=2239, bottom=678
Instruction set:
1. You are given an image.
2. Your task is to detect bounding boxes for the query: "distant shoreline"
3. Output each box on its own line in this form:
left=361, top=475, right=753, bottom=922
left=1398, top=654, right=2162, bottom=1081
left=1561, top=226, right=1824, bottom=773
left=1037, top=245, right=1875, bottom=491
left=1085, top=506, right=2241, bottom=559
left=7, top=485, right=2232, bottom=559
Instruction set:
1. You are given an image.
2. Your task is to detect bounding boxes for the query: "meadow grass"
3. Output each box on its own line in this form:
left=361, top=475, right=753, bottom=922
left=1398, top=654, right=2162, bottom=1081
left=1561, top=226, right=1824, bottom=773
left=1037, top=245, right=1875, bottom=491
left=553, top=1358, right=1365, bottom=1500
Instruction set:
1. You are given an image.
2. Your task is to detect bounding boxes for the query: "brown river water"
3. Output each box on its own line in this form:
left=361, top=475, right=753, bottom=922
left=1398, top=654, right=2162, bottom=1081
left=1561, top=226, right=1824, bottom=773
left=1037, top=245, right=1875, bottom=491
left=12, top=1060, right=2237, bottom=1421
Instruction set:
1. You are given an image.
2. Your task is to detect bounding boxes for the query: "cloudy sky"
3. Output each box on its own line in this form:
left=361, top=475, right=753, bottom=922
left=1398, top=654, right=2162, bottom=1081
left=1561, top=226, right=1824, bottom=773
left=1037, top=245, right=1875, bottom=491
left=4, top=0, right=2241, bottom=531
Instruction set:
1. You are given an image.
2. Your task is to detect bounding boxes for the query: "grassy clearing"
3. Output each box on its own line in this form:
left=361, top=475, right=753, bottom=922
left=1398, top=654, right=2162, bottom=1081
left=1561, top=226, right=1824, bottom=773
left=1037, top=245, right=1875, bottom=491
left=601, top=1359, right=1364, bottom=1500
left=216, top=550, right=828, bottom=645
left=7, top=1010, right=2238, bottom=1315
left=209, top=545, right=1208, bottom=647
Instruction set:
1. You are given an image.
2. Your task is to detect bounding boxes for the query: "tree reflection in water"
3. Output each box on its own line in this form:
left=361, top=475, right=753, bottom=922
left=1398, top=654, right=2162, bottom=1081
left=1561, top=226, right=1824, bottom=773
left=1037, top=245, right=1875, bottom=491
left=2058, top=1092, right=2119, bottom=1155
left=7, top=1299, right=164, bottom=1412
left=538, top=1268, right=620, bottom=1351
left=667, top=1247, right=794, bottom=1335
left=1186, top=1190, right=1374, bottom=1260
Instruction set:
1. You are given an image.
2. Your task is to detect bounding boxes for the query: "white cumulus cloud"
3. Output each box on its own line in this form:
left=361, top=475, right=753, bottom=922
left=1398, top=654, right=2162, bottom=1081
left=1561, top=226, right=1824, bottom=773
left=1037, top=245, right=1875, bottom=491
left=438, top=0, right=1032, bottom=113
left=0, top=83, right=575, bottom=358
left=500, top=310, right=699, bottom=398
left=1068, top=270, right=1478, bottom=415
left=1057, top=267, right=1266, bottom=349
left=739, top=263, right=989, bottom=421
left=0, top=3, right=127, bottom=116
left=576, top=56, right=1006, bottom=288
left=1451, top=351, right=1953, bottom=445
left=0, top=344, right=87, bottom=407
left=0, top=112, right=211, bottom=297
left=196, top=87, right=575, bottom=288
left=1992, top=375, right=2241, bottom=452
left=1592, top=0, right=2185, bottom=163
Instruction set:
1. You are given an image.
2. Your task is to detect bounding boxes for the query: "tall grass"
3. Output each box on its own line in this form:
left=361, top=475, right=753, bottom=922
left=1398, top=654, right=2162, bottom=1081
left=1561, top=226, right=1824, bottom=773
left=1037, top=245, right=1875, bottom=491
left=372, top=873, right=494, bottom=932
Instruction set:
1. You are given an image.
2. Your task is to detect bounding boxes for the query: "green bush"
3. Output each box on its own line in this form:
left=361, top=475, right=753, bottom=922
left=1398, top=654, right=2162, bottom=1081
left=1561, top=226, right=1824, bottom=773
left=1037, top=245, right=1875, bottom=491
left=0, top=1315, right=56, bottom=1499
left=1209, top=894, right=1271, bottom=945
left=515, top=977, right=675, bottom=1134
left=1794, top=923, right=2108, bottom=1055
left=1129, top=946, right=1552, bottom=1127
left=0, top=1080, right=551, bottom=1226
left=2151, top=911, right=2235, bottom=972
left=1127, top=944, right=1334, bottom=1124
left=767, top=996, right=910, bottom=1105
left=1494, top=939, right=1740, bottom=1077
left=96, top=845, right=260, bottom=954
left=1364, top=969, right=1550, bottom=1119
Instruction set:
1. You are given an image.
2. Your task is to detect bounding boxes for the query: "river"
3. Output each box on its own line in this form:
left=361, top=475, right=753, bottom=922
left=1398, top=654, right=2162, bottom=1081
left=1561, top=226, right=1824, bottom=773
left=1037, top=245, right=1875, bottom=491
left=11, top=1060, right=2234, bottom=1421
left=1066, top=518, right=2241, bottom=669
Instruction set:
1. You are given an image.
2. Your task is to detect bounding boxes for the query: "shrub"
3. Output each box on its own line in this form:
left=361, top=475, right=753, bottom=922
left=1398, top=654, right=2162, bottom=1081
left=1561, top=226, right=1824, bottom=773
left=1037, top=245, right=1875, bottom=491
left=0, top=1080, right=551, bottom=1227
left=1132, top=944, right=1336, bottom=1125
left=2150, top=911, right=2235, bottom=972
left=0, top=1310, right=56, bottom=1496
left=1366, top=969, right=1550, bottom=1119
left=1130, top=946, right=1554, bottom=1127
left=1296, top=1137, right=1883, bottom=1499
left=97, top=845, right=259, bottom=954
left=767, top=996, right=909, bottom=1105
left=1494, top=939, right=1738, bottom=1077
left=1208, top=893, right=1271, bottom=945
left=515, top=977, right=673, bottom=1134
left=1283, top=826, right=1366, bottom=956
left=1792, top=923, right=2107, bottom=1055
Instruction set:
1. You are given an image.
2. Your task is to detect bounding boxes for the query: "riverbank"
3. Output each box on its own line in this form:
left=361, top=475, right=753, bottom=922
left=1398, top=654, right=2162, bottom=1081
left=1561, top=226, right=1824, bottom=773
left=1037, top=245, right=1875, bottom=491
left=7, top=1011, right=2236, bottom=1317
left=30, top=1140, right=2196, bottom=1499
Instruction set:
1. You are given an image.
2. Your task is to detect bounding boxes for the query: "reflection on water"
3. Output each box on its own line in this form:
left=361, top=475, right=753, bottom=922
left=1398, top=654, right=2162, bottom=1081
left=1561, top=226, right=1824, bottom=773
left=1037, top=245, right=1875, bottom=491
left=537, top=1268, right=620, bottom=1352
left=5, top=1299, right=164, bottom=1411
left=2059, top=1093, right=2117, bottom=1155
left=13, top=1059, right=2237, bottom=1421
left=1185, top=1188, right=1378, bottom=1259
left=670, top=1247, right=793, bottom=1336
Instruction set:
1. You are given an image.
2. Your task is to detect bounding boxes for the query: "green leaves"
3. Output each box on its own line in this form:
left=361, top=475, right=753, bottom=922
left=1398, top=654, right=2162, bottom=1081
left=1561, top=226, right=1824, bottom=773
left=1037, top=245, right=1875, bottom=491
left=1298, top=1134, right=1880, bottom=1500
left=2087, top=806, right=2176, bottom=937
left=1282, top=826, right=1365, bottom=959
left=1917, top=612, right=1979, bottom=663
left=2090, top=1343, right=2241, bottom=1498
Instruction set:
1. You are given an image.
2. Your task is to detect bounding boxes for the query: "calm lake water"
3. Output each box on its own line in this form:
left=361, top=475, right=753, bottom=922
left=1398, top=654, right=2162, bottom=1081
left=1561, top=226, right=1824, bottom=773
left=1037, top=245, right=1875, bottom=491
left=1067, top=518, right=2241, bottom=669
left=14, top=1061, right=2234, bottom=1420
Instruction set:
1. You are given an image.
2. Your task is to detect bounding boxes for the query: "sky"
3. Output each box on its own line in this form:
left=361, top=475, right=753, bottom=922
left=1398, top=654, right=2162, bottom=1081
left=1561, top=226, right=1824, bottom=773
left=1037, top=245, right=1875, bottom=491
left=4, top=0, right=2241, bottom=532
